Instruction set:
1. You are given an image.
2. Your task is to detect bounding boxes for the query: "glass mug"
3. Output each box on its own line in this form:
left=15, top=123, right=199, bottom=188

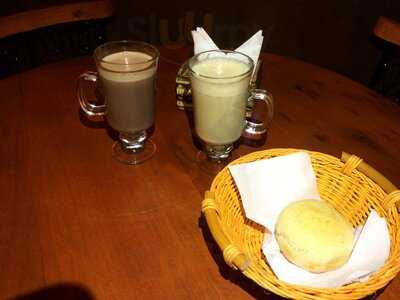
left=188, top=50, right=274, bottom=172
left=77, top=40, right=159, bottom=164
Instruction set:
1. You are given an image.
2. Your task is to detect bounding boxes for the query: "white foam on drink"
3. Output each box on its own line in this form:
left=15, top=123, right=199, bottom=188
left=99, top=51, right=157, bottom=82
left=192, top=57, right=249, bottom=78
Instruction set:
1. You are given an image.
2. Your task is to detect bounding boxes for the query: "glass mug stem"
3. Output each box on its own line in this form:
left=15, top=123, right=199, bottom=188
left=119, top=131, right=147, bottom=152
left=204, top=144, right=233, bottom=162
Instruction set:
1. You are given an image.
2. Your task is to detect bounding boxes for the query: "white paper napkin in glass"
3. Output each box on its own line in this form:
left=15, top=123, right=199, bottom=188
left=228, top=151, right=390, bottom=288
left=191, top=27, right=263, bottom=76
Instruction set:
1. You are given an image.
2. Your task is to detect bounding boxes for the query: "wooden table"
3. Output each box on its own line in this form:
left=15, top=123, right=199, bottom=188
left=1, top=47, right=400, bottom=300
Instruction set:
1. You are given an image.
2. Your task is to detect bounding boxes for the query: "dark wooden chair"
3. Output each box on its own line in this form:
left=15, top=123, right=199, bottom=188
left=0, top=0, right=115, bottom=78
left=374, top=17, right=400, bottom=47
left=370, top=16, right=400, bottom=103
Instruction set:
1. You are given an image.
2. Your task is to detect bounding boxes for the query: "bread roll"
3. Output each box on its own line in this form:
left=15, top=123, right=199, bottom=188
left=275, top=199, right=354, bottom=273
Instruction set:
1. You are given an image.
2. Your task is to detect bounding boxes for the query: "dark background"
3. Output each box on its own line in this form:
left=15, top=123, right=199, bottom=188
left=1, top=0, right=400, bottom=86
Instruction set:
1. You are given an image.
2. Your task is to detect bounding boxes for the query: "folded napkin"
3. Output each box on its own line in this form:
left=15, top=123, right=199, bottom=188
left=229, top=152, right=390, bottom=288
left=192, top=27, right=263, bottom=75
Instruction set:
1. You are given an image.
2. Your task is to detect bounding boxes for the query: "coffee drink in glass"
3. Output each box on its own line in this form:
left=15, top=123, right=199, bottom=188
left=77, top=41, right=159, bottom=164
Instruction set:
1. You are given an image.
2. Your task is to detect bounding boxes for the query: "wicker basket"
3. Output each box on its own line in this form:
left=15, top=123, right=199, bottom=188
left=202, top=148, right=400, bottom=300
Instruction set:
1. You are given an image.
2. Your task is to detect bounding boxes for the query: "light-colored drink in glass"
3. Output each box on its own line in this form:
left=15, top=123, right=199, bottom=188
left=190, top=57, right=252, bottom=145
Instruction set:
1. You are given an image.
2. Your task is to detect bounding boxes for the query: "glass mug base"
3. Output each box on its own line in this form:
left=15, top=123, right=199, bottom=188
left=196, top=145, right=237, bottom=175
left=112, top=140, right=156, bottom=165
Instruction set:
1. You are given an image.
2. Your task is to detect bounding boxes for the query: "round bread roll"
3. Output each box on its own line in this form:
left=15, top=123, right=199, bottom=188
left=275, top=199, right=354, bottom=273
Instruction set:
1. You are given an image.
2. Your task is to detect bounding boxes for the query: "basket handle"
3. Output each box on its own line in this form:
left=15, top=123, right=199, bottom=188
left=341, top=152, right=400, bottom=212
left=202, top=191, right=250, bottom=271
left=341, top=152, right=397, bottom=193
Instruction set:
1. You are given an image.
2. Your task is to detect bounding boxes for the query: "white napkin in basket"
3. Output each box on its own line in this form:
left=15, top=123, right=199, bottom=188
left=192, top=27, right=263, bottom=75
left=228, top=151, right=390, bottom=288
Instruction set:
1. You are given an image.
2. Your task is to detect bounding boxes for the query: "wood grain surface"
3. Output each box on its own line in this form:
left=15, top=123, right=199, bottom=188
left=1, top=47, right=400, bottom=300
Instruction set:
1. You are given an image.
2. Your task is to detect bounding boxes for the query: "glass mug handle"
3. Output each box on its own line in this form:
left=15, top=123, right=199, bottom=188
left=76, top=71, right=106, bottom=116
left=243, top=89, right=274, bottom=138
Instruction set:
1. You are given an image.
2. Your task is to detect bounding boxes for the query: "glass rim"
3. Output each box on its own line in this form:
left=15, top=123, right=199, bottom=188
left=188, top=49, right=254, bottom=80
left=94, top=40, right=159, bottom=69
